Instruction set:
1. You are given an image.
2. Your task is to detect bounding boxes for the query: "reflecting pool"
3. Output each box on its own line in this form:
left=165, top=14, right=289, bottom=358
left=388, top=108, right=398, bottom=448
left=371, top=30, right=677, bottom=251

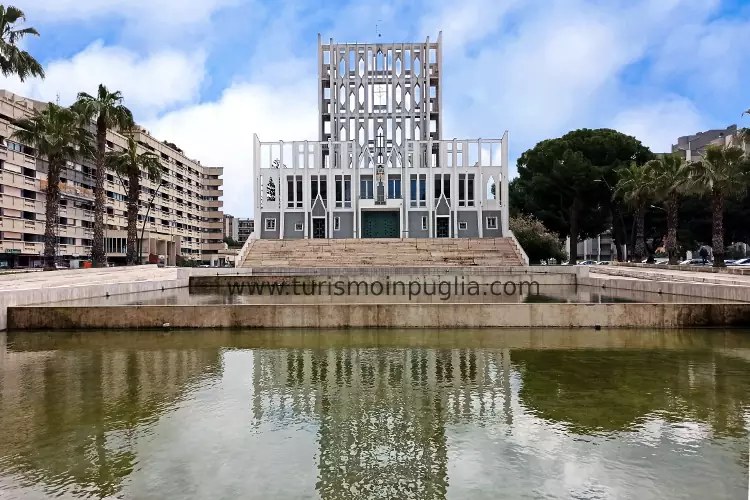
left=1, top=329, right=749, bottom=499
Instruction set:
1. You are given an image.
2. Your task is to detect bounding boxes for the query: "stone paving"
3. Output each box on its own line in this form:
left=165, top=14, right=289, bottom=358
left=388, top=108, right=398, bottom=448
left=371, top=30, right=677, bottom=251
left=0, top=266, right=182, bottom=292
left=591, top=265, right=750, bottom=287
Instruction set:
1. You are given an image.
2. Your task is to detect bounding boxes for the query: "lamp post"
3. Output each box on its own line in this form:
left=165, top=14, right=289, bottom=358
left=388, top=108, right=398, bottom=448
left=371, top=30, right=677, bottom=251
left=138, top=182, right=163, bottom=264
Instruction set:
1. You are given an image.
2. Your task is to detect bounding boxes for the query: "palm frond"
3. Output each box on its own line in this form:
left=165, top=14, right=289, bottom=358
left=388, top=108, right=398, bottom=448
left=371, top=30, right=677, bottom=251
left=688, top=144, right=748, bottom=199
left=613, top=163, right=654, bottom=208
left=0, top=5, right=43, bottom=81
left=73, top=84, right=133, bottom=132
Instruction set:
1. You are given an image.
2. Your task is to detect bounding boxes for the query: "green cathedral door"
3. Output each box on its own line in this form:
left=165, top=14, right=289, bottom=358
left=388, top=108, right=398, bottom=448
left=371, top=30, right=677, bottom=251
left=361, top=211, right=399, bottom=238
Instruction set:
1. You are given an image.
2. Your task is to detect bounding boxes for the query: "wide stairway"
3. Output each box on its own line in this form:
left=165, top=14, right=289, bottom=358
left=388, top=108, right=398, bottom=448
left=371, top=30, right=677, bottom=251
left=239, top=238, right=526, bottom=268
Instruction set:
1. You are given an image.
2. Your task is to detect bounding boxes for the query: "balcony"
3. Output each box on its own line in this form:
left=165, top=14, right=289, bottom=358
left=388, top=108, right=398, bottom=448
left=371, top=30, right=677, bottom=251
left=0, top=240, right=42, bottom=254
left=204, top=177, right=222, bottom=187
left=40, top=179, right=93, bottom=199
left=204, top=189, right=223, bottom=197
left=201, top=242, right=225, bottom=251
left=205, top=200, right=223, bottom=208
left=204, top=221, right=224, bottom=230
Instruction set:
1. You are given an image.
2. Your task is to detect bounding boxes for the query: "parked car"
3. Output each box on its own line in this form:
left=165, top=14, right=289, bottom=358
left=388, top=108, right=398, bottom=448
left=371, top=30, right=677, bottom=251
left=728, top=258, right=750, bottom=266
left=579, top=260, right=598, bottom=265
left=596, top=261, right=610, bottom=265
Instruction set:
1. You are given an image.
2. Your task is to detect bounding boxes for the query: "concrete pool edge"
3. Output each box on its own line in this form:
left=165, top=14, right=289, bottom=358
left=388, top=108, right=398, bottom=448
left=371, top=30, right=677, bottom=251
left=8, top=303, right=750, bottom=330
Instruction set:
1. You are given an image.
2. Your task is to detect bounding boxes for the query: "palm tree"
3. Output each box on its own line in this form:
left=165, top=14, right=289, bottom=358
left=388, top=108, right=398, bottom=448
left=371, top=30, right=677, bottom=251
left=72, top=85, right=134, bottom=267
left=0, top=5, right=44, bottom=81
left=687, top=144, right=749, bottom=267
left=646, top=154, right=689, bottom=264
left=614, top=164, right=653, bottom=263
left=106, top=133, right=161, bottom=265
left=12, top=104, right=93, bottom=270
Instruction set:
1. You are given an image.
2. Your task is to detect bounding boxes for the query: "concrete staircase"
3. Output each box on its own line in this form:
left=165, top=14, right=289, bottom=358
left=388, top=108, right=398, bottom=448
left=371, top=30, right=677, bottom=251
left=239, top=238, right=526, bottom=268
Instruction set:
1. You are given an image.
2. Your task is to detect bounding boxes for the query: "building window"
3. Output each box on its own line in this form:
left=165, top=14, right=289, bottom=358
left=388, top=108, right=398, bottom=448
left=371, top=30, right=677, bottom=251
left=459, top=174, right=475, bottom=207
left=334, top=217, right=340, bottom=231
left=360, top=179, right=373, bottom=199
left=486, top=217, right=497, bottom=230
left=294, top=222, right=303, bottom=231
left=410, top=175, right=427, bottom=208
left=388, top=177, right=401, bottom=199
left=421, top=216, right=428, bottom=231
left=335, top=175, right=352, bottom=208
left=458, top=221, right=468, bottom=231
left=265, top=218, right=276, bottom=231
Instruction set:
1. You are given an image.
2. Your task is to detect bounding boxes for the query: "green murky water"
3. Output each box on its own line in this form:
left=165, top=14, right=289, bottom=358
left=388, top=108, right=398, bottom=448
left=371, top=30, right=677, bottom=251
left=1, top=329, right=749, bottom=499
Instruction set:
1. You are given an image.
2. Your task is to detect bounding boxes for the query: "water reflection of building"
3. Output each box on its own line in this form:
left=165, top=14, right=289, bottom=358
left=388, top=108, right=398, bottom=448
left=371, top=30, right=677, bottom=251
left=0, top=344, right=222, bottom=498
left=251, top=348, right=513, bottom=498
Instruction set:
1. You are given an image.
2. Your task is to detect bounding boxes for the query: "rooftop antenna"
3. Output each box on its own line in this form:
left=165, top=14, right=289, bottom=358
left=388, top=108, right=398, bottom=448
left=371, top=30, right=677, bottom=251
left=376, top=20, right=382, bottom=38
left=55, top=92, right=60, bottom=106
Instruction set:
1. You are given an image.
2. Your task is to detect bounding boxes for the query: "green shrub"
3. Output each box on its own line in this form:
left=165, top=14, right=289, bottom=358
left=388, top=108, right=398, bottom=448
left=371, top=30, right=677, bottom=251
left=510, top=214, right=567, bottom=264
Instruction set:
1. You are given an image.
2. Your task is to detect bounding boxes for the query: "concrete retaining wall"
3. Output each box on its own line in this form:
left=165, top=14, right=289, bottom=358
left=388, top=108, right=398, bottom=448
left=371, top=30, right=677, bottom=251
left=0, top=269, right=188, bottom=331
left=611, top=261, right=750, bottom=276
left=580, top=276, right=750, bottom=302
left=9, top=303, right=750, bottom=330
left=189, top=273, right=577, bottom=289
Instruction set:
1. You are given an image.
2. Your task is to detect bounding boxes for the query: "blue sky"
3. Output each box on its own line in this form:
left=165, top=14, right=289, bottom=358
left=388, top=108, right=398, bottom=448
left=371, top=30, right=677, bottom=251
left=6, top=0, right=750, bottom=217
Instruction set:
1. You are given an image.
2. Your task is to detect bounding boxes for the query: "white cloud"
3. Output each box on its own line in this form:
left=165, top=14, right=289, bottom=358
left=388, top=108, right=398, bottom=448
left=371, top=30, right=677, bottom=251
left=418, top=0, right=520, bottom=53
left=14, top=0, right=243, bottom=26
left=144, top=79, right=318, bottom=217
left=3, top=41, right=206, bottom=118
left=651, top=16, right=750, bottom=94
left=423, top=0, right=733, bottom=167
left=611, top=97, right=705, bottom=153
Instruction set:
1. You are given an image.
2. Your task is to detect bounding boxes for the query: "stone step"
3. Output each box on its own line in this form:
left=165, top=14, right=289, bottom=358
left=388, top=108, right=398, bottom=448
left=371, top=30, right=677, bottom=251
left=240, top=237, right=526, bottom=268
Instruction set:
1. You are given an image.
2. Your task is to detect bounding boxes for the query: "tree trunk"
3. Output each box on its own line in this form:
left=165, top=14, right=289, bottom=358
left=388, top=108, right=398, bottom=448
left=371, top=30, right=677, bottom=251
left=610, top=206, right=624, bottom=262
left=568, top=198, right=581, bottom=265
left=711, top=189, right=725, bottom=267
left=43, top=160, right=61, bottom=271
left=634, top=204, right=646, bottom=263
left=666, top=193, right=680, bottom=265
left=91, top=116, right=107, bottom=268
left=126, top=173, right=139, bottom=265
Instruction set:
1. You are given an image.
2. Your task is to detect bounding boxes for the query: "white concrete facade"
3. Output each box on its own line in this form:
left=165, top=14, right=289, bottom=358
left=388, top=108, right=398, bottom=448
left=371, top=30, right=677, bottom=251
left=252, top=33, right=509, bottom=239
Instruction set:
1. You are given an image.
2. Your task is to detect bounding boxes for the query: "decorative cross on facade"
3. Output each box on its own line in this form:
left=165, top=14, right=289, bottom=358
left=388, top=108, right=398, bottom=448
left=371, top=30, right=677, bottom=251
left=374, top=85, right=387, bottom=106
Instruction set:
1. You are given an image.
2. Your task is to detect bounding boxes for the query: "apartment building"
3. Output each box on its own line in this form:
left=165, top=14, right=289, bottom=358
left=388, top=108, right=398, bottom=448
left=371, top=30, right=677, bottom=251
left=237, top=218, right=254, bottom=243
left=223, top=214, right=239, bottom=241
left=0, top=90, right=224, bottom=268
left=671, top=124, right=746, bottom=160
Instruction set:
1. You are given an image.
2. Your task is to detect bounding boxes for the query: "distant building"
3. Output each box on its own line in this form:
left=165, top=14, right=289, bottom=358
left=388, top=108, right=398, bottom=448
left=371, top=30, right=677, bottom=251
left=671, top=125, right=744, bottom=161
left=237, top=218, right=254, bottom=243
left=223, top=214, right=239, bottom=242
left=566, top=233, right=616, bottom=262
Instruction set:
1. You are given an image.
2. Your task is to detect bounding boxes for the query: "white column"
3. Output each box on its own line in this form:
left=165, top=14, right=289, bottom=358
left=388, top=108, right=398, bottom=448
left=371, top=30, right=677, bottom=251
left=304, top=141, right=310, bottom=239
left=477, top=140, right=483, bottom=238
left=403, top=152, right=409, bottom=238
left=427, top=140, right=434, bottom=238
left=253, top=135, right=261, bottom=237
left=501, top=131, right=510, bottom=236
left=278, top=140, right=285, bottom=239
left=351, top=141, right=361, bottom=238
left=452, top=139, right=458, bottom=239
